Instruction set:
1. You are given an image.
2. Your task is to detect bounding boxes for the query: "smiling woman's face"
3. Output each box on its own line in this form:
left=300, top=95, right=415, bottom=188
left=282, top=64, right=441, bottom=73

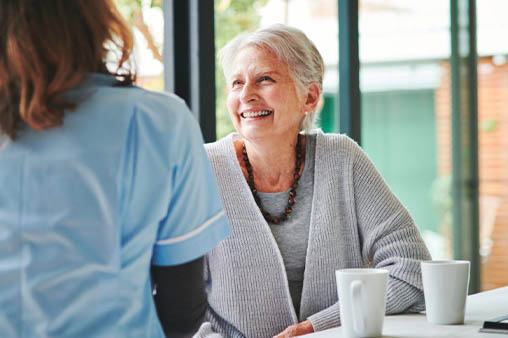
left=226, top=46, right=306, bottom=143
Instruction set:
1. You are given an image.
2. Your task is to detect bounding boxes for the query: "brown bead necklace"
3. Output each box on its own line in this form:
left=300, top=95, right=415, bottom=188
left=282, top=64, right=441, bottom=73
left=242, top=135, right=304, bottom=224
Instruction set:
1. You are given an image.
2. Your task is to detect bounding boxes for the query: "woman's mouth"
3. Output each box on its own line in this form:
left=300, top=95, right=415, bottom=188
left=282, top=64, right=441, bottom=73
left=240, top=110, right=273, bottom=119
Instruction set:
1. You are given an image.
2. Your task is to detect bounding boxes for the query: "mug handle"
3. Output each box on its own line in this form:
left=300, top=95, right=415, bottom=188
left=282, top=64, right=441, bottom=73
left=350, top=280, right=365, bottom=335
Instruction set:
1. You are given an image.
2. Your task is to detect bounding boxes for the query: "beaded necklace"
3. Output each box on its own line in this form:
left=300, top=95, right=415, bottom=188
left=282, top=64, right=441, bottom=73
left=242, top=135, right=303, bottom=224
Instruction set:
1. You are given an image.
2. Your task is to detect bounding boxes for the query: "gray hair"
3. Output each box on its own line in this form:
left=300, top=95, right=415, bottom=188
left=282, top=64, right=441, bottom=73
left=218, top=24, right=325, bottom=133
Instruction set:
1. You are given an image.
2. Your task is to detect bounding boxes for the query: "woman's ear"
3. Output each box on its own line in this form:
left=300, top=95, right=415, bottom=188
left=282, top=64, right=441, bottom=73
left=304, top=82, right=320, bottom=112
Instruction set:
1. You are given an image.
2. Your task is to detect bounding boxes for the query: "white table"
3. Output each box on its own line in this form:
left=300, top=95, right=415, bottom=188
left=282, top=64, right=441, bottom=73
left=303, top=286, right=508, bottom=337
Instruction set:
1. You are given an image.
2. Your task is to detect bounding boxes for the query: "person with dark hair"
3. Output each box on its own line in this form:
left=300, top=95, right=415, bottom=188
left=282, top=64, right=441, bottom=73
left=0, top=1, right=230, bottom=337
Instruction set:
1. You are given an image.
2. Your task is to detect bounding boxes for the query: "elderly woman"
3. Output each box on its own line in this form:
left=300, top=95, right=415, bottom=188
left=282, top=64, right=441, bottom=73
left=196, top=24, right=431, bottom=338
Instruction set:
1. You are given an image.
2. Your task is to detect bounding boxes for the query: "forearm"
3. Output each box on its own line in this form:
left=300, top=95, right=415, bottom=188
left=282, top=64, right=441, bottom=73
left=386, top=276, right=426, bottom=314
left=307, top=302, right=340, bottom=332
left=151, top=257, right=206, bottom=338
left=351, top=140, right=430, bottom=314
left=306, top=277, right=425, bottom=333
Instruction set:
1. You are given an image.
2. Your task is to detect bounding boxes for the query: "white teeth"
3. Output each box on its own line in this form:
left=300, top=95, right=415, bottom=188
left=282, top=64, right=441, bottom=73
left=242, top=110, right=272, bottom=118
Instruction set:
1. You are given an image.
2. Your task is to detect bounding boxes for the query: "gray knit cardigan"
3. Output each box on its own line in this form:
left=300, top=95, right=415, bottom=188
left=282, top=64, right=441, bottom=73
left=195, top=132, right=431, bottom=338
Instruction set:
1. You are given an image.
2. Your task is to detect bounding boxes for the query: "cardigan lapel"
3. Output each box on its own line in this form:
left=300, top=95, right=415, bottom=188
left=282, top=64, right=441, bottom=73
left=227, top=134, right=298, bottom=320
left=299, top=132, right=364, bottom=321
left=209, top=134, right=298, bottom=337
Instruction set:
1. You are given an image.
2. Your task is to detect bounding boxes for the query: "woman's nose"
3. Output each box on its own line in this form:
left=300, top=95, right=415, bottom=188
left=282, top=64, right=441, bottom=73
left=240, top=82, right=257, bottom=103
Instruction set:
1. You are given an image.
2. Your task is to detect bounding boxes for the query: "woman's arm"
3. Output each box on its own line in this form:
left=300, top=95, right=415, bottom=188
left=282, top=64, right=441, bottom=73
left=151, top=257, right=206, bottom=338
left=308, top=138, right=431, bottom=332
left=350, top=139, right=431, bottom=314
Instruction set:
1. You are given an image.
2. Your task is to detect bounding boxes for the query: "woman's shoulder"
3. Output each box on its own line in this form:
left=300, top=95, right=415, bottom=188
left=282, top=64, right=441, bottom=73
left=75, top=74, right=192, bottom=125
left=75, top=74, right=182, bottom=107
left=205, top=134, right=244, bottom=172
left=116, top=87, right=201, bottom=137
left=313, top=131, right=362, bottom=153
left=132, top=88, right=189, bottom=120
left=205, top=133, right=236, bottom=156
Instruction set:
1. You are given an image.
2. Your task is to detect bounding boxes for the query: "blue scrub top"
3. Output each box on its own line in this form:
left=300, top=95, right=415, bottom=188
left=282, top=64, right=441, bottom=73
left=0, top=74, right=230, bottom=337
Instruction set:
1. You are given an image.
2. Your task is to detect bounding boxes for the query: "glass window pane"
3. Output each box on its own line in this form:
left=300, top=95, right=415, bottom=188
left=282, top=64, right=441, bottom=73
left=359, top=0, right=451, bottom=260
left=477, top=0, right=508, bottom=291
left=114, top=0, right=164, bottom=91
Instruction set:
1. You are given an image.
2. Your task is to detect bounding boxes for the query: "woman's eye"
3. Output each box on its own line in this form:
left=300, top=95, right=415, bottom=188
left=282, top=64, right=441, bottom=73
left=260, top=76, right=272, bottom=82
left=232, top=80, right=242, bottom=87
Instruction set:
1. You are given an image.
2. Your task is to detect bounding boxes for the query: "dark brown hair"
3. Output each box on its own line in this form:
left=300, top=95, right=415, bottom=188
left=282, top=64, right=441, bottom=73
left=0, top=0, right=136, bottom=139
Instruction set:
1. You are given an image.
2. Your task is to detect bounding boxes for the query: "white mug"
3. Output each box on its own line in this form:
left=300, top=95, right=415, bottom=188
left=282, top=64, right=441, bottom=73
left=336, top=268, right=388, bottom=338
left=421, top=260, right=470, bottom=325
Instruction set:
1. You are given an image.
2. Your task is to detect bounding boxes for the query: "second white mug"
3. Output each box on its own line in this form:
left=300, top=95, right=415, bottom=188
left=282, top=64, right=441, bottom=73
left=421, top=260, right=470, bottom=325
left=336, top=268, right=388, bottom=338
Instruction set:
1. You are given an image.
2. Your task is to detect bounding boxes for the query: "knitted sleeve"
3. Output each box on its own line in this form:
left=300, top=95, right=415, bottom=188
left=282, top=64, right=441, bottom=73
left=308, top=137, right=431, bottom=332
left=350, top=138, right=431, bottom=313
left=193, top=256, right=246, bottom=338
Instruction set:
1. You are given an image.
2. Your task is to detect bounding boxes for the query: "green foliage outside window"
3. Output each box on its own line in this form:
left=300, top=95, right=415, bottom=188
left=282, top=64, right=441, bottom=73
left=115, top=0, right=163, bottom=62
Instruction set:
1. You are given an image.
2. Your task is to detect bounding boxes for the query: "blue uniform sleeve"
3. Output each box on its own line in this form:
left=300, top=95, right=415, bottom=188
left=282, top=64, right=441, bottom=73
left=146, top=94, right=230, bottom=266
left=132, top=93, right=231, bottom=266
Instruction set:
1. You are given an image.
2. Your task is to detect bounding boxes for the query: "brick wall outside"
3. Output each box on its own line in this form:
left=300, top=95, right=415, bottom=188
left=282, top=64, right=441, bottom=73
left=435, top=58, right=508, bottom=290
